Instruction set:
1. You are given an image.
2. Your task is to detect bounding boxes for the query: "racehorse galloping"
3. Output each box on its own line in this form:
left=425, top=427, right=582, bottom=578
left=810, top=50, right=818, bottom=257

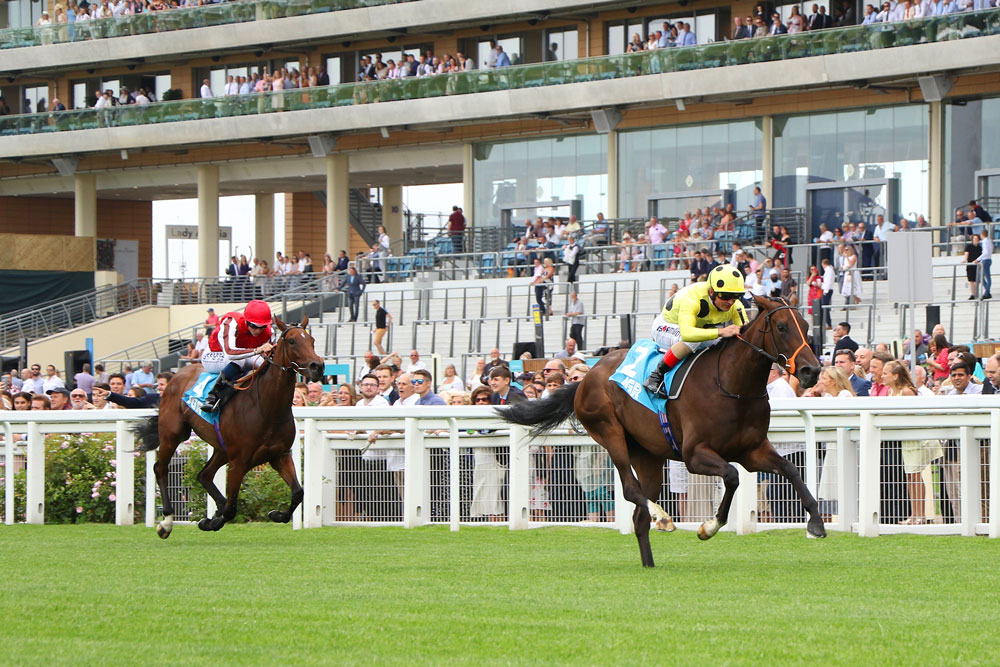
left=133, top=316, right=324, bottom=538
left=500, top=296, right=825, bottom=567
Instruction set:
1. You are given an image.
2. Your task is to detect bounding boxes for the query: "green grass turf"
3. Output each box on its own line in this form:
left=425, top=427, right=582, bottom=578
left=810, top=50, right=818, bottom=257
left=0, top=525, right=998, bottom=665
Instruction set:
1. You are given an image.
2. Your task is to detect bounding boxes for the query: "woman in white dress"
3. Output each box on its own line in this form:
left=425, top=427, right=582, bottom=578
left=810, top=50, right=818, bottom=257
left=839, top=243, right=862, bottom=304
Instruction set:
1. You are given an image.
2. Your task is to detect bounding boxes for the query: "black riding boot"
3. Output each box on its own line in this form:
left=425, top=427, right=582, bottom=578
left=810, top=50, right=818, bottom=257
left=644, top=360, right=670, bottom=399
left=203, top=377, right=234, bottom=413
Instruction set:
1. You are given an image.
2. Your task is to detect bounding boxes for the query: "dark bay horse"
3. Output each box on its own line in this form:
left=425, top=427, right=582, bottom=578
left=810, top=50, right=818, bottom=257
left=133, top=315, right=324, bottom=538
left=501, top=296, right=825, bottom=567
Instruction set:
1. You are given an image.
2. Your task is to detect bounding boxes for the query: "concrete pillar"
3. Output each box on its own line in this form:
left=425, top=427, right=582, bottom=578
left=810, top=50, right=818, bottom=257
left=254, top=193, right=275, bottom=266
left=760, top=116, right=774, bottom=208
left=197, top=164, right=220, bottom=278
left=606, top=130, right=619, bottom=219
left=928, top=101, right=944, bottom=229
left=74, top=173, right=97, bottom=237
left=462, top=143, right=474, bottom=230
left=382, top=184, right=404, bottom=250
left=325, top=154, right=350, bottom=257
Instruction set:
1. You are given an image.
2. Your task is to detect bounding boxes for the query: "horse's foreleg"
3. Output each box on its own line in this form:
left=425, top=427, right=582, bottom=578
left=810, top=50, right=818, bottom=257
left=742, top=441, right=826, bottom=539
left=685, top=445, right=740, bottom=541
left=200, top=461, right=247, bottom=532
left=267, top=452, right=303, bottom=524
left=197, top=448, right=228, bottom=519
left=153, top=456, right=174, bottom=539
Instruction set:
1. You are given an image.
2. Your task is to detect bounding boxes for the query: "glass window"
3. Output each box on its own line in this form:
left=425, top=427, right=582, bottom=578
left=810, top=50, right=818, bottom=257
left=618, top=120, right=763, bottom=218
left=944, top=97, right=1000, bottom=219
left=695, top=15, right=716, bottom=43
left=473, top=134, right=608, bottom=231
left=325, top=57, right=343, bottom=85
left=154, top=74, right=171, bottom=101
left=22, top=85, right=47, bottom=113
left=72, top=82, right=89, bottom=109
left=607, top=24, right=625, bottom=55
left=545, top=28, right=578, bottom=61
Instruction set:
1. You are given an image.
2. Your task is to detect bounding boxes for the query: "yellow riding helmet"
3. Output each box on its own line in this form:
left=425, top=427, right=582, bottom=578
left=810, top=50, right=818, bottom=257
left=710, top=264, right=745, bottom=294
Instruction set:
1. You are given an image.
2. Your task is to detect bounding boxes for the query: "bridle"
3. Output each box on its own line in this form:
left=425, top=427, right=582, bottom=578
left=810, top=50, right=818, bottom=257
left=716, top=299, right=811, bottom=400
left=265, top=326, right=314, bottom=377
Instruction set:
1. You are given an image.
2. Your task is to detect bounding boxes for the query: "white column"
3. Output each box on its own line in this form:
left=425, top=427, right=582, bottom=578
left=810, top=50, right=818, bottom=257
left=836, top=427, right=858, bottom=533
left=989, top=408, right=1000, bottom=539
left=761, top=115, right=774, bottom=209
left=26, top=421, right=44, bottom=525
left=462, top=143, right=474, bottom=232
left=254, top=193, right=275, bottom=266
left=403, top=417, right=428, bottom=528
left=302, top=418, right=324, bottom=529
left=4, top=423, right=14, bottom=525
left=731, top=463, right=758, bottom=535
left=74, top=173, right=97, bottom=237
left=606, top=130, right=619, bottom=219
left=115, top=420, right=135, bottom=526
left=325, top=154, right=350, bottom=258
left=292, top=433, right=303, bottom=530
left=857, top=412, right=880, bottom=537
left=197, top=164, right=220, bottom=278
left=145, top=451, right=156, bottom=528
left=507, top=425, right=530, bottom=530
left=959, top=425, right=979, bottom=536
left=928, top=100, right=944, bottom=234
left=382, top=184, right=404, bottom=248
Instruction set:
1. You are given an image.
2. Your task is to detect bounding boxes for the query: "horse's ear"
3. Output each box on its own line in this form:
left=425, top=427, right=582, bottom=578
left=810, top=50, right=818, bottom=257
left=300, top=314, right=309, bottom=328
left=274, top=315, right=287, bottom=331
left=752, top=294, right=775, bottom=311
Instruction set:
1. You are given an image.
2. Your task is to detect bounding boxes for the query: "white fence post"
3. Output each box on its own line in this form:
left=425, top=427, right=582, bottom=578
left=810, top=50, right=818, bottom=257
left=145, top=451, right=155, bottom=528
left=800, top=410, right=818, bottom=492
left=959, top=426, right=979, bottom=536
left=291, top=432, right=303, bottom=530
left=836, top=427, right=858, bottom=533
left=990, top=409, right=1000, bottom=539
left=115, top=420, right=135, bottom=526
left=857, top=412, right=879, bottom=537
left=302, top=418, right=323, bottom=528
left=4, top=423, right=13, bottom=525
left=322, top=437, right=337, bottom=526
left=26, top=421, right=44, bottom=525
left=507, top=424, right=530, bottom=530
left=613, top=466, right=633, bottom=535
left=448, top=419, right=460, bottom=532
left=403, top=417, right=427, bottom=528
left=732, top=463, right=757, bottom=535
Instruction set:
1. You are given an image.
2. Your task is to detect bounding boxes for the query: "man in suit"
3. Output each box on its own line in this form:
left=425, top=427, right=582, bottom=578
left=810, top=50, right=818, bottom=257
left=834, top=349, right=871, bottom=396
left=832, top=321, right=859, bottom=356
left=488, top=366, right=526, bottom=404
left=732, top=16, right=752, bottom=39
left=338, top=264, right=366, bottom=322
left=769, top=13, right=788, bottom=34
left=984, top=354, right=999, bottom=394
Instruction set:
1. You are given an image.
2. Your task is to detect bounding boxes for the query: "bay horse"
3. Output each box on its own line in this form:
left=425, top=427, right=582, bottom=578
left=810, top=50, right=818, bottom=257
left=500, top=296, right=825, bottom=567
left=133, top=315, right=324, bottom=538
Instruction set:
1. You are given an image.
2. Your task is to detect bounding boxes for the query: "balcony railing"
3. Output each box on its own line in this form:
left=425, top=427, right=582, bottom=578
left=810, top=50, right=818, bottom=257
left=0, top=0, right=414, bottom=51
left=1, top=9, right=998, bottom=138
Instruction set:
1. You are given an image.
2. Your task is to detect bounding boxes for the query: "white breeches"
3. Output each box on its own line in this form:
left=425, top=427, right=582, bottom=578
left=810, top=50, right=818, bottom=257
left=200, top=350, right=265, bottom=374
left=651, top=315, right=719, bottom=353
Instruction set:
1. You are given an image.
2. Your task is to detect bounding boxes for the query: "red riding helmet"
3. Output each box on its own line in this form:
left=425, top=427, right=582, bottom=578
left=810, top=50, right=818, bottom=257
left=243, top=300, right=272, bottom=327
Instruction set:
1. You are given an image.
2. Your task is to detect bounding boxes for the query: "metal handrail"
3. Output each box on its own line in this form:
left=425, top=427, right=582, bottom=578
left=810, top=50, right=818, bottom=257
left=505, top=278, right=638, bottom=318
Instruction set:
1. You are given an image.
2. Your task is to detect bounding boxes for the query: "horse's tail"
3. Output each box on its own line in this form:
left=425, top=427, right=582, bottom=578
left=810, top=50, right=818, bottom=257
left=131, top=415, right=160, bottom=452
left=497, top=382, right=579, bottom=438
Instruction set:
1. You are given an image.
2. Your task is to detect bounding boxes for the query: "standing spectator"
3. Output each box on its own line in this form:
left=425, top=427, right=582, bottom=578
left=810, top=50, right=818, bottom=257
left=834, top=349, right=871, bottom=396
left=132, top=361, right=156, bottom=391
left=563, top=236, right=582, bottom=285
left=371, top=299, right=391, bottom=355
left=530, top=257, right=556, bottom=317
left=975, top=227, right=993, bottom=300
left=750, top=186, right=767, bottom=233
left=199, top=79, right=213, bottom=98
left=779, top=267, right=798, bottom=306
left=565, top=291, right=586, bottom=351
left=74, top=363, right=95, bottom=395
left=47, top=387, right=73, bottom=411
left=42, top=365, right=66, bottom=393
left=820, top=258, right=836, bottom=329
left=205, top=308, right=220, bottom=334
left=494, top=44, right=512, bottom=67
left=964, top=234, right=983, bottom=299
left=338, top=265, right=365, bottom=322
left=69, top=388, right=96, bottom=410
left=839, top=243, right=862, bottom=304
left=872, top=214, right=896, bottom=268
left=481, top=348, right=507, bottom=384
left=374, top=364, right=400, bottom=405
left=926, top=333, right=951, bottom=385
left=448, top=205, right=466, bottom=253
left=405, top=350, right=428, bottom=374
left=22, top=363, right=43, bottom=395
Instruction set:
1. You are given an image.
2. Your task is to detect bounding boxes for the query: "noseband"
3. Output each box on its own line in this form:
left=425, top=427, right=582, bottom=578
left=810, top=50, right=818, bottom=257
left=735, top=302, right=811, bottom=375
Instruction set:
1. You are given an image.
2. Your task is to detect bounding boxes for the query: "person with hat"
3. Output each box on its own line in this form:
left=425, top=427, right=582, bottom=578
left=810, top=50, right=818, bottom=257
left=200, top=299, right=274, bottom=411
left=644, top=264, right=749, bottom=398
left=46, top=387, right=73, bottom=410
left=205, top=307, right=220, bottom=334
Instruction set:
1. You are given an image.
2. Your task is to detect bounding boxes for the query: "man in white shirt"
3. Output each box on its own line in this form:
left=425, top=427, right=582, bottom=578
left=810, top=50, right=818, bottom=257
left=200, top=79, right=214, bottom=99
left=42, top=365, right=66, bottom=393
left=358, top=374, right=390, bottom=407
left=974, top=231, right=993, bottom=300
left=193, top=331, right=210, bottom=359
left=238, top=77, right=252, bottom=95
left=821, top=258, right=836, bottom=330
left=134, top=89, right=150, bottom=105
left=22, top=364, right=44, bottom=395
left=224, top=76, right=239, bottom=96
left=554, top=338, right=586, bottom=362
left=872, top=214, right=897, bottom=268
left=942, top=364, right=982, bottom=395
left=406, top=350, right=428, bottom=373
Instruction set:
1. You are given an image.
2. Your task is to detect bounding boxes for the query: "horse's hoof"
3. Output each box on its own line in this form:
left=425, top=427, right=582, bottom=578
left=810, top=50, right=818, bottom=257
left=198, top=518, right=213, bottom=531
left=807, top=518, right=827, bottom=539
left=268, top=510, right=290, bottom=523
left=655, top=517, right=676, bottom=533
left=697, top=526, right=711, bottom=541
left=807, top=527, right=827, bottom=539
left=156, top=524, right=171, bottom=539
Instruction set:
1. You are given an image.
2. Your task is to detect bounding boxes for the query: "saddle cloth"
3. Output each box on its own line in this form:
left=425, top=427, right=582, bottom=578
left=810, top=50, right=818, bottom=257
left=608, top=338, right=706, bottom=414
left=182, top=371, right=222, bottom=426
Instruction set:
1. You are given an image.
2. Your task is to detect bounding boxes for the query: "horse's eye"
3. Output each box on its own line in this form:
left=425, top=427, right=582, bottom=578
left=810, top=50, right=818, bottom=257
left=777, top=323, right=787, bottom=332
left=288, top=338, right=296, bottom=346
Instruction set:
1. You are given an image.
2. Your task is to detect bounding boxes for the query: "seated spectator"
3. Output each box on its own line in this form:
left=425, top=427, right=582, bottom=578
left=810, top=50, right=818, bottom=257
left=554, top=338, right=586, bottom=362
left=69, top=388, right=96, bottom=410
left=31, top=395, right=51, bottom=410
left=412, top=370, right=446, bottom=405
left=566, top=364, right=590, bottom=383
left=47, top=387, right=73, bottom=411
left=439, top=364, right=466, bottom=393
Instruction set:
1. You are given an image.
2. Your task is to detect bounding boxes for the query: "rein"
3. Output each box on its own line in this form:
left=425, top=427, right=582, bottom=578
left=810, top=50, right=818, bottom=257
left=715, top=301, right=811, bottom=400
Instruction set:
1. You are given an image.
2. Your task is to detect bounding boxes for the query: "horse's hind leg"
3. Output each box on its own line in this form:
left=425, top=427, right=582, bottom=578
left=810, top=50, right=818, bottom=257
left=586, top=421, right=657, bottom=567
left=685, top=444, right=740, bottom=541
left=196, top=448, right=228, bottom=520
left=628, top=443, right=675, bottom=532
left=267, top=452, right=303, bottom=524
left=742, top=441, right=826, bottom=539
left=153, top=420, right=191, bottom=539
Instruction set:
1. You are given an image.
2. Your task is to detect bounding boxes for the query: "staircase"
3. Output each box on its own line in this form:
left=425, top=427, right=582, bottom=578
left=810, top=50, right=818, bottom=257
left=313, top=189, right=383, bottom=247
